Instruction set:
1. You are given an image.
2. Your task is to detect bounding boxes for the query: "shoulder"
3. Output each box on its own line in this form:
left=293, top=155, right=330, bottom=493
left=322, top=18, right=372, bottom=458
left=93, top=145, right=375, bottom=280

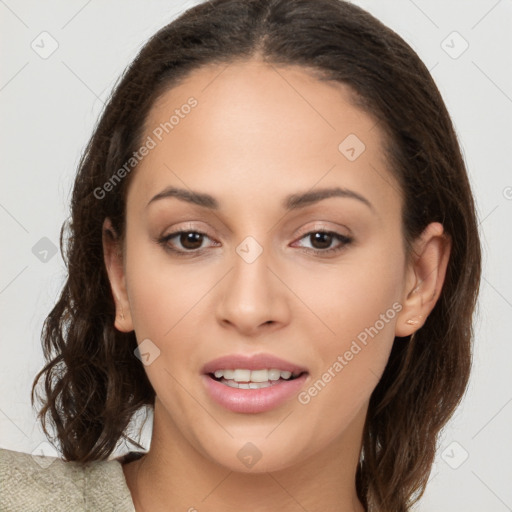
left=0, top=447, right=135, bottom=512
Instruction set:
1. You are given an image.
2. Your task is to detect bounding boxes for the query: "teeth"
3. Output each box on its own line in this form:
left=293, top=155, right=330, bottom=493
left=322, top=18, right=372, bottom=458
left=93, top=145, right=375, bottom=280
left=250, top=369, right=269, bottom=382
left=268, top=369, right=281, bottom=381
left=222, top=380, right=273, bottom=389
left=211, top=368, right=298, bottom=383
left=223, top=369, right=235, bottom=380
left=233, top=369, right=251, bottom=382
left=249, top=382, right=270, bottom=389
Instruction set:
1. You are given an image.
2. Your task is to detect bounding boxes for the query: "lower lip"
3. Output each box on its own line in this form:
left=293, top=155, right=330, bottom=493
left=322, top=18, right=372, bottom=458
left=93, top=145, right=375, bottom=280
left=203, top=374, right=308, bottom=413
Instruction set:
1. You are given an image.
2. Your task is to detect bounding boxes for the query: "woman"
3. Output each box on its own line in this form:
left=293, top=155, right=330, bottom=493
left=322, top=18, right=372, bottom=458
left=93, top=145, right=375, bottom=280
left=0, top=0, right=481, bottom=510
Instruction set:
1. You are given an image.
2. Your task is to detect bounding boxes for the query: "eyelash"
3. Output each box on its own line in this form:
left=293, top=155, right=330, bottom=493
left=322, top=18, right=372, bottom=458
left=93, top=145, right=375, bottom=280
left=157, top=229, right=353, bottom=257
left=293, top=230, right=353, bottom=255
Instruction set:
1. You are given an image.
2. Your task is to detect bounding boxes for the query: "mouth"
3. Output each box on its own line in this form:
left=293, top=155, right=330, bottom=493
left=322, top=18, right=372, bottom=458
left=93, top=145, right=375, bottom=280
left=208, top=368, right=306, bottom=389
left=202, top=354, right=309, bottom=413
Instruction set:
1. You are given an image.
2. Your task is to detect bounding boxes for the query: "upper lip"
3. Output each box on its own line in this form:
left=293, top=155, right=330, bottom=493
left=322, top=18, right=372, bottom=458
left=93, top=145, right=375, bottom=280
left=202, top=353, right=308, bottom=375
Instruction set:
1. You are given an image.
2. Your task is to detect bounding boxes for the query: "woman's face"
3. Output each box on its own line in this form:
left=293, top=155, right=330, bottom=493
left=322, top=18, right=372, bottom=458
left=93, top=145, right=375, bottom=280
left=109, top=60, right=415, bottom=472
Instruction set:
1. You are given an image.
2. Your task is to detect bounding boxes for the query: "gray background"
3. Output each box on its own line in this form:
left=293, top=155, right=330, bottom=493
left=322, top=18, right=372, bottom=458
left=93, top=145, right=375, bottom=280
left=1, top=1, right=511, bottom=510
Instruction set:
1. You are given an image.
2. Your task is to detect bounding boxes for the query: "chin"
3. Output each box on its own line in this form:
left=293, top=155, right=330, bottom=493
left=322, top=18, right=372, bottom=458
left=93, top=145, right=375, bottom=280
left=193, top=426, right=323, bottom=475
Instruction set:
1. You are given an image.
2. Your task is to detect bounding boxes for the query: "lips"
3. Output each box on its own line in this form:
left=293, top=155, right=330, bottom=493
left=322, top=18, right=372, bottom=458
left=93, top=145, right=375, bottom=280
left=202, top=354, right=307, bottom=375
left=201, top=353, right=309, bottom=413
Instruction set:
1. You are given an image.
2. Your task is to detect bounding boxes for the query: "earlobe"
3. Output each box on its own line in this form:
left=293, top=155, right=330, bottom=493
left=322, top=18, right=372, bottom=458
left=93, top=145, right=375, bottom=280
left=395, top=222, right=451, bottom=338
left=102, top=218, right=134, bottom=333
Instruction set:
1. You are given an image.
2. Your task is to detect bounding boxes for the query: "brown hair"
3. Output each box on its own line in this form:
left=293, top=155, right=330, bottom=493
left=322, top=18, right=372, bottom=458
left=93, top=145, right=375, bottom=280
left=32, top=1, right=481, bottom=510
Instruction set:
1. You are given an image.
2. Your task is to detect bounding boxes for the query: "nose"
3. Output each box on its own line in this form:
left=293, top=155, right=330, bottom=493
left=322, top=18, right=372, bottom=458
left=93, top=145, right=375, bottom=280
left=215, top=246, right=291, bottom=337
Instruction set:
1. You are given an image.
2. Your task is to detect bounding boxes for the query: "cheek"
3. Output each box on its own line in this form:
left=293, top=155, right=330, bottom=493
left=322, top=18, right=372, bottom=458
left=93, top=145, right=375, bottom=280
left=288, top=236, right=405, bottom=350
left=123, top=231, right=217, bottom=340
left=122, top=248, right=211, bottom=410
left=288, top=241, right=405, bottom=433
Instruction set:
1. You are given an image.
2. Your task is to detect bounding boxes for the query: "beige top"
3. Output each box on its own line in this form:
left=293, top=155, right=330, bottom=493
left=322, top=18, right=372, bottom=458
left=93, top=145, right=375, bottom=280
left=0, top=447, right=137, bottom=511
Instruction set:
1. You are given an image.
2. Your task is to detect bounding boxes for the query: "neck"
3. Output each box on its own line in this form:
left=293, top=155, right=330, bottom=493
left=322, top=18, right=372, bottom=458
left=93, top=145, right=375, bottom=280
left=123, top=400, right=367, bottom=512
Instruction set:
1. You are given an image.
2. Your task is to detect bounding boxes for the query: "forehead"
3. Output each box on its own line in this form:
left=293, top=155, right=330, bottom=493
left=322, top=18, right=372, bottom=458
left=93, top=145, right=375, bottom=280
left=147, top=59, right=378, bottom=150
left=128, top=59, right=398, bottom=216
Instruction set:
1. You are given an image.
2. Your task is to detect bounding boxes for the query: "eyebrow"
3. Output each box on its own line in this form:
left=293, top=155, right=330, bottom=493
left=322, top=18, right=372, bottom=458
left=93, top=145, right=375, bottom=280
left=146, top=187, right=219, bottom=209
left=284, top=187, right=374, bottom=212
left=146, top=185, right=374, bottom=212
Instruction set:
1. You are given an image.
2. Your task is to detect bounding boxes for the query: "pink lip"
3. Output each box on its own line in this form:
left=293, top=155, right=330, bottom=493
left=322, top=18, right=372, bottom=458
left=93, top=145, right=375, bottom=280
left=202, top=353, right=307, bottom=374
left=202, top=353, right=309, bottom=414
left=203, top=374, right=308, bottom=414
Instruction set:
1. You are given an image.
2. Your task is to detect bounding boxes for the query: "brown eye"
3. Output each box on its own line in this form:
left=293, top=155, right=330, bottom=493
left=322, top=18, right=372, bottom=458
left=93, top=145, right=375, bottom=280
left=309, top=232, right=333, bottom=250
left=293, top=230, right=353, bottom=255
left=158, top=230, right=216, bottom=255
left=179, top=232, right=204, bottom=250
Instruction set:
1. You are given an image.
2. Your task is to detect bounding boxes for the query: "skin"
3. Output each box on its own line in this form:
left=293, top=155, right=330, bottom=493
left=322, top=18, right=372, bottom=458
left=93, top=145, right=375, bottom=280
left=103, top=59, right=451, bottom=511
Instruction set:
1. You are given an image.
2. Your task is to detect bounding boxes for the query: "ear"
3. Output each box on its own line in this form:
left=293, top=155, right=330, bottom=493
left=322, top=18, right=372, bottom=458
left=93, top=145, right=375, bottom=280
left=395, top=222, right=451, bottom=337
left=102, top=218, right=134, bottom=332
